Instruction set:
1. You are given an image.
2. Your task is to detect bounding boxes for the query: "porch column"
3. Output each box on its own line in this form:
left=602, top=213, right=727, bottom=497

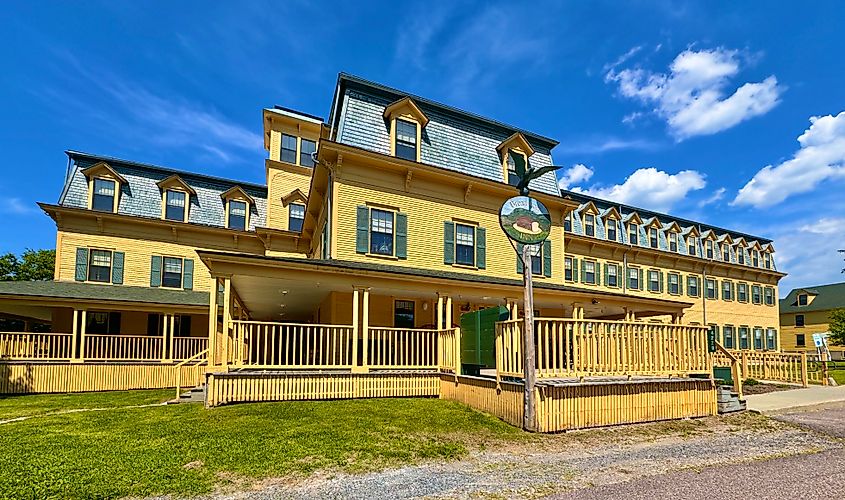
left=506, top=298, right=519, bottom=320
left=79, top=309, right=88, bottom=362
left=351, top=287, right=360, bottom=371
left=571, top=302, right=584, bottom=319
left=161, top=313, right=170, bottom=362
left=207, top=277, right=218, bottom=367
left=436, top=294, right=444, bottom=329
left=221, top=277, right=232, bottom=370
left=168, top=314, right=176, bottom=361
left=445, top=296, right=453, bottom=329
left=360, top=287, right=370, bottom=373
left=71, top=309, right=80, bottom=363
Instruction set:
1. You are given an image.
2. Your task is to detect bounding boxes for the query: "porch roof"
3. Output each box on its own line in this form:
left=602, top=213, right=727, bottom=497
left=197, top=250, right=694, bottom=320
left=0, top=280, right=208, bottom=310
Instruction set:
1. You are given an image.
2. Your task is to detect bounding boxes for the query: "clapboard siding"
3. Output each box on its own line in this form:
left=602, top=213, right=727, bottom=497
left=0, top=363, right=205, bottom=394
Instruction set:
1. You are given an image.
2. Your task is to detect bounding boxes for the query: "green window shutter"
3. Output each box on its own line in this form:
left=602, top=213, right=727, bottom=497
left=659, top=271, right=664, bottom=292
left=182, top=258, right=194, bottom=290
left=678, top=275, right=684, bottom=295
left=111, top=251, right=124, bottom=285
left=476, top=227, right=486, bottom=269
left=356, top=205, right=369, bottom=254
left=580, top=259, right=586, bottom=283
left=542, top=240, right=552, bottom=277
left=150, top=255, right=162, bottom=287
left=516, top=243, right=524, bottom=274
left=595, top=262, right=601, bottom=286
left=74, top=248, right=88, bottom=281
left=604, top=263, right=609, bottom=286
left=687, top=277, right=693, bottom=296
left=395, top=212, right=408, bottom=259
left=732, top=282, right=736, bottom=301
left=638, top=269, right=644, bottom=290
left=572, top=258, right=579, bottom=283
left=626, top=266, right=632, bottom=289
left=443, top=221, right=455, bottom=264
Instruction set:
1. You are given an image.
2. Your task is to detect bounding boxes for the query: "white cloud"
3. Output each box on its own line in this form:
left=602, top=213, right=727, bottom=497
left=558, top=164, right=594, bottom=189
left=1, top=198, right=35, bottom=215
left=605, top=48, right=782, bottom=140
left=770, top=217, right=845, bottom=294
left=554, top=136, right=660, bottom=155
left=698, top=187, right=726, bottom=207
left=733, top=111, right=845, bottom=207
left=573, top=167, right=706, bottom=212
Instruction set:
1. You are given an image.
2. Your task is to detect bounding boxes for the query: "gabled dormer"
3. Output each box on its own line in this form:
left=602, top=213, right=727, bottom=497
left=384, top=97, right=428, bottom=163
left=221, top=186, right=255, bottom=231
left=733, top=237, right=748, bottom=265
left=156, top=174, right=196, bottom=223
left=762, top=242, right=775, bottom=270
left=682, top=226, right=700, bottom=256
left=600, top=207, right=621, bottom=242
left=701, top=229, right=718, bottom=259
left=718, top=234, right=733, bottom=262
left=578, top=201, right=600, bottom=237
left=623, top=212, right=643, bottom=246
left=497, top=132, right=535, bottom=188
left=662, top=221, right=682, bottom=252
left=281, top=188, right=308, bottom=233
left=795, top=288, right=818, bottom=307
left=644, top=217, right=662, bottom=249
left=82, top=162, right=127, bottom=213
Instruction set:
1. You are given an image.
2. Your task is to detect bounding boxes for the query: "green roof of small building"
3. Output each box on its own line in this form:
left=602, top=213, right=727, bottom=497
left=779, top=282, right=845, bottom=314
left=0, top=280, right=208, bottom=307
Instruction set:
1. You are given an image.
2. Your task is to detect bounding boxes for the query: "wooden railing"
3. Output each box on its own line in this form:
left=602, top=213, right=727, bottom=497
left=367, top=327, right=439, bottom=370
left=496, top=318, right=711, bottom=379
left=84, top=334, right=164, bottom=361
left=714, top=350, right=824, bottom=386
left=438, top=327, right=461, bottom=374
left=174, top=348, right=209, bottom=399
left=228, top=320, right=354, bottom=369
left=713, top=342, right=743, bottom=398
left=172, top=337, right=209, bottom=361
left=0, top=332, right=73, bottom=361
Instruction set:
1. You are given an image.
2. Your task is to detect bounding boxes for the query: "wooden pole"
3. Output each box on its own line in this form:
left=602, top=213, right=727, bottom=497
left=222, top=277, right=231, bottom=370
left=522, top=244, right=537, bottom=432
left=352, top=287, right=360, bottom=372
left=207, top=278, right=218, bottom=367
left=361, top=288, right=370, bottom=373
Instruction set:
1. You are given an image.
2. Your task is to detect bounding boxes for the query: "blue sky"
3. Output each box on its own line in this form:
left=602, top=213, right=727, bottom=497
left=2, top=1, right=844, bottom=294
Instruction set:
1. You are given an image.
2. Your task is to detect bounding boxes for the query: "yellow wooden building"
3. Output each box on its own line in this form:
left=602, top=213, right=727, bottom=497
left=779, top=282, right=845, bottom=356
left=0, top=74, right=797, bottom=431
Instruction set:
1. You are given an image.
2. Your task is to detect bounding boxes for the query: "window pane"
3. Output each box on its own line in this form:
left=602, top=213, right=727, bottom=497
left=370, top=209, right=394, bottom=255
left=455, top=224, right=475, bottom=266
left=92, top=178, right=116, bottom=212
left=394, top=300, right=415, bottom=328
left=281, top=134, right=297, bottom=163
left=228, top=201, right=247, bottom=230
left=300, top=139, right=316, bottom=167
left=165, top=191, right=186, bottom=221
left=289, top=203, right=305, bottom=232
left=395, top=120, right=417, bottom=161
left=162, top=257, right=183, bottom=288
left=88, top=250, right=111, bottom=282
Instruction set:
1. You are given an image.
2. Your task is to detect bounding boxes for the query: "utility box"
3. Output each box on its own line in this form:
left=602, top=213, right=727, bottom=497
left=460, top=306, right=510, bottom=373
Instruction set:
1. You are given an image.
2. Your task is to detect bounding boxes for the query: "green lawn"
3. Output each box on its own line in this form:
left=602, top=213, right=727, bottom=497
left=0, top=391, right=524, bottom=498
left=0, top=389, right=173, bottom=420
left=828, top=369, right=845, bottom=385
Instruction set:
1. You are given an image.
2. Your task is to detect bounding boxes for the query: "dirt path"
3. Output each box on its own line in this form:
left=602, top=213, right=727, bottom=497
left=201, top=413, right=838, bottom=500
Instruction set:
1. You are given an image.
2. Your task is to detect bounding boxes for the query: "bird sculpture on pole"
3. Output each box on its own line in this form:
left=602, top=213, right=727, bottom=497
left=510, top=152, right=562, bottom=196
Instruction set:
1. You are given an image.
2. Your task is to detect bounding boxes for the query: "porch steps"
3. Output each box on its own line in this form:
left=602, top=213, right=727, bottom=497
left=167, top=384, right=206, bottom=404
left=717, top=385, right=746, bottom=413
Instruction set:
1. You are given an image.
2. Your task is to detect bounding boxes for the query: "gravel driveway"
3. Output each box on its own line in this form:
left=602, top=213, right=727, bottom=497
left=201, top=412, right=838, bottom=500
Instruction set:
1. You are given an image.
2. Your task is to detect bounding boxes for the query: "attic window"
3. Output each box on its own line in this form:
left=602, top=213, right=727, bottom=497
left=165, top=190, right=186, bottom=222
left=92, top=178, right=116, bottom=212
left=668, top=231, right=678, bottom=252
left=394, top=119, right=417, bottom=161
left=506, top=151, right=524, bottom=187
left=798, top=294, right=808, bottom=306
left=228, top=201, right=247, bottom=231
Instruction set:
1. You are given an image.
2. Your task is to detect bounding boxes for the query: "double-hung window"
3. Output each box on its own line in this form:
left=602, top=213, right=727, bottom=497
left=766, top=328, right=777, bottom=350
left=228, top=200, right=247, bottom=231
left=394, top=300, right=415, bottom=329
left=764, top=287, right=774, bottom=306
left=688, top=237, right=698, bottom=256
left=162, top=257, right=183, bottom=288
left=737, top=283, right=748, bottom=302
left=607, top=264, right=618, bottom=287
left=668, top=232, right=678, bottom=252
left=506, top=151, right=523, bottom=186
left=606, top=220, right=617, bottom=241
left=795, top=314, right=805, bottom=327
left=688, top=276, right=700, bottom=297
left=583, top=260, right=596, bottom=284
left=564, top=257, right=574, bottom=281
left=165, top=190, right=186, bottom=222
left=705, top=279, right=716, bottom=299
left=370, top=209, right=394, bottom=256
left=288, top=203, right=305, bottom=232
left=564, top=213, right=572, bottom=232
left=584, top=214, right=595, bottom=237
left=739, top=327, right=749, bottom=349
left=92, top=178, right=116, bottom=212
left=722, top=281, right=733, bottom=300
left=752, top=250, right=760, bottom=267
left=723, top=325, right=735, bottom=349
left=738, top=248, right=745, bottom=265
left=628, top=267, right=640, bottom=290
left=649, top=228, right=659, bottom=248
left=668, top=273, right=679, bottom=295
left=455, top=224, right=475, bottom=266
left=628, top=223, right=638, bottom=245
left=764, top=253, right=771, bottom=269
left=88, top=249, right=112, bottom=283
left=395, top=119, right=418, bottom=161
left=752, top=285, right=762, bottom=304
left=754, top=327, right=764, bottom=350
left=648, top=270, right=660, bottom=292
left=281, top=134, right=297, bottom=164
left=299, top=139, right=316, bottom=167
left=530, top=245, right=543, bottom=276
left=705, top=240, right=714, bottom=259
left=798, top=294, right=808, bottom=306
left=722, top=244, right=731, bottom=262
left=796, top=333, right=806, bottom=347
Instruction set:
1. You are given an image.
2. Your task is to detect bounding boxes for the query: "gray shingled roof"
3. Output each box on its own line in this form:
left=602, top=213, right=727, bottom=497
left=780, top=282, right=845, bottom=314
left=58, top=151, right=267, bottom=231
left=333, top=75, right=560, bottom=196
left=0, top=280, right=208, bottom=307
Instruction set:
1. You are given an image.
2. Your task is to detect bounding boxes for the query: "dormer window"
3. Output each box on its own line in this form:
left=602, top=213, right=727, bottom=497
left=506, top=151, right=523, bottom=186
left=764, top=252, right=771, bottom=269
left=722, top=244, right=731, bottom=262
left=687, top=236, right=698, bottom=256
left=165, top=190, right=186, bottom=222
left=221, top=186, right=255, bottom=232
left=288, top=203, right=305, bottom=232
left=628, top=223, right=638, bottom=245
left=92, top=178, right=116, bottom=212
left=668, top=232, right=678, bottom=252
left=649, top=227, right=659, bottom=248
left=738, top=248, right=745, bottom=265
left=281, top=134, right=297, bottom=164
left=606, top=219, right=617, bottom=241
left=497, top=132, right=535, bottom=188
left=584, top=214, right=595, bottom=237
left=564, top=212, right=572, bottom=232
left=752, top=250, right=760, bottom=267
left=798, top=294, right=808, bottom=306
left=705, top=240, right=714, bottom=259
left=394, top=119, right=418, bottom=161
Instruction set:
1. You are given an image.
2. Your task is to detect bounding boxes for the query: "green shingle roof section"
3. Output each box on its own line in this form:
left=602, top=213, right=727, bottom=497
left=779, top=282, right=845, bottom=313
left=0, top=280, right=208, bottom=307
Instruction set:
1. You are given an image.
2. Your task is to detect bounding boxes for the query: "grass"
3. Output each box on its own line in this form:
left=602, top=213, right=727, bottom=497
left=0, top=389, right=173, bottom=420
left=0, top=391, right=524, bottom=498
left=828, top=369, right=845, bottom=385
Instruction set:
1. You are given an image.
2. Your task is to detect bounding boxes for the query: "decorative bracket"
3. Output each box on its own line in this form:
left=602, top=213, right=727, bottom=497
left=464, top=183, right=472, bottom=203
left=405, top=169, right=413, bottom=192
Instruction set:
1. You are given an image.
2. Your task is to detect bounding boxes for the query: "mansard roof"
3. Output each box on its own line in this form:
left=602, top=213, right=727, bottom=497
left=58, top=151, right=267, bottom=231
left=330, top=73, right=560, bottom=196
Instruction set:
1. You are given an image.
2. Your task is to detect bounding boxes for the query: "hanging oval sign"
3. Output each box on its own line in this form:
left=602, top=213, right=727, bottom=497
left=499, top=196, right=552, bottom=245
